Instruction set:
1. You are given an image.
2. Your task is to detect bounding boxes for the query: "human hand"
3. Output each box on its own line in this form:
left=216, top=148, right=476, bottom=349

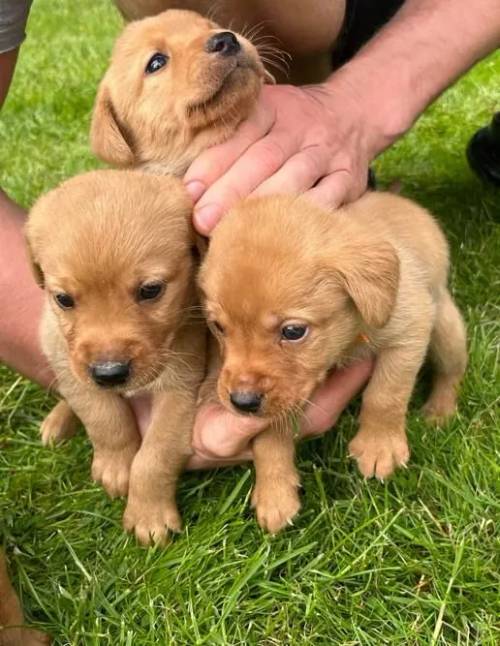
left=184, top=81, right=377, bottom=235
left=187, top=359, right=374, bottom=469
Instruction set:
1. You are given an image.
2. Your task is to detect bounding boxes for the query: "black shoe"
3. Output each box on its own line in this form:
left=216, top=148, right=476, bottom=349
left=466, top=112, right=500, bottom=187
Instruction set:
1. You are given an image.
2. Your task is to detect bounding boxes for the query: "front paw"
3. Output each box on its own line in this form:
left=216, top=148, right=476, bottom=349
left=123, top=498, right=182, bottom=547
left=91, top=446, right=137, bottom=498
left=251, top=476, right=301, bottom=534
left=349, top=428, right=409, bottom=480
left=40, top=400, right=78, bottom=447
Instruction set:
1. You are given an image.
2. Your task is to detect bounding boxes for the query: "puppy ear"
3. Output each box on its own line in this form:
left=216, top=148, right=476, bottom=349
left=333, top=242, right=400, bottom=328
left=263, top=69, right=276, bottom=84
left=24, top=232, right=45, bottom=289
left=90, top=81, right=135, bottom=166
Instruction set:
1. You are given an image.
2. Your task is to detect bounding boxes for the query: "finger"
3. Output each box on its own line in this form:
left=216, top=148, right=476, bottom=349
left=186, top=449, right=253, bottom=471
left=184, top=98, right=276, bottom=202
left=191, top=402, right=268, bottom=460
left=301, top=359, right=374, bottom=437
left=303, top=170, right=353, bottom=210
left=192, top=130, right=302, bottom=235
left=251, top=146, right=329, bottom=197
left=129, top=393, right=152, bottom=438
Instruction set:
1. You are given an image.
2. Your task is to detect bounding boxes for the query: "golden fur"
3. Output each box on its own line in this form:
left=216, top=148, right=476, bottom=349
left=26, top=170, right=206, bottom=545
left=113, top=0, right=347, bottom=84
left=199, top=192, right=467, bottom=533
left=91, top=9, right=272, bottom=174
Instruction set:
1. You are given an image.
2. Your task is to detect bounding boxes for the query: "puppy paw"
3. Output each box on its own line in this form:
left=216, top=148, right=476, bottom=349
left=123, top=499, right=182, bottom=547
left=422, top=393, right=457, bottom=424
left=91, top=447, right=136, bottom=498
left=40, top=401, right=78, bottom=447
left=349, top=429, right=409, bottom=480
left=0, top=627, right=51, bottom=646
left=251, top=478, right=301, bottom=534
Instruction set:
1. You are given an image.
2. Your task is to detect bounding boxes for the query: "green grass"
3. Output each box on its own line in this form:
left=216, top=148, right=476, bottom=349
left=1, top=1, right=499, bottom=644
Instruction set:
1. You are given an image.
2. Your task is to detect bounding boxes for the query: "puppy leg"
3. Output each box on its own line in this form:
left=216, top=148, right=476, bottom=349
left=59, top=386, right=140, bottom=498
left=0, top=550, right=50, bottom=646
left=252, top=424, right=301, bottom=534
left=422, top=290, right=467, bottom=422
left=123, top=390, right=194, bottom=546
left=349, top=339, right=430, bottom=480
left=40, top=399, right=78, bottom=446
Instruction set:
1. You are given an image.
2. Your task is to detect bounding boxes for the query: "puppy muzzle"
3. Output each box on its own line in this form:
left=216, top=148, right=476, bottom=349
left=89, top=360, right=131, bottom=388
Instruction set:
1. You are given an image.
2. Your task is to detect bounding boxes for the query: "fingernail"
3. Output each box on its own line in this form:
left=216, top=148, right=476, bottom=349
left=184, top=180, right=206, bottom=203
left=194, top=204, right=222, bottom=234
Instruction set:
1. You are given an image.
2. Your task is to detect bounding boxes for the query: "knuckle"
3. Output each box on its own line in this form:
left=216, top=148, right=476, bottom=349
left=257, top=138, right=288, bottom=169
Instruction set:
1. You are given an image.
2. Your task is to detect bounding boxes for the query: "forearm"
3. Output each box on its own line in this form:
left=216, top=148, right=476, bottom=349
left=0, top=189, right=51, bottom=386
left=328, top=0, right=500, bottom=155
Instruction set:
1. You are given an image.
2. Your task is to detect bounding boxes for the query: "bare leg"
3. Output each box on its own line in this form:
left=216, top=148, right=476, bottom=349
left=0, top=549, right=49, bottom=646
left=252, top=423, right=301, bottom=533
left=422, top=290, right=467, bottom=421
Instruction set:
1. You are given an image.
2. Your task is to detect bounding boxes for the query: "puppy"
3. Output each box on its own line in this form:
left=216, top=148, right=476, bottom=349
left=113, top=0, right=347, bottom=84
left=199, top=192, right=467, bottom=533
left=26, top=170, right=206, bottom=545
left=90, top=9, right=273, bottom=174
left=42, top=9, right=268, bottom=447
left=0, top=550, right=49, bottom=645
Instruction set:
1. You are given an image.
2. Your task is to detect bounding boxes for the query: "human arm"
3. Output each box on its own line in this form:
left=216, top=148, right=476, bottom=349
left=185, top=0, right=500, bottom=235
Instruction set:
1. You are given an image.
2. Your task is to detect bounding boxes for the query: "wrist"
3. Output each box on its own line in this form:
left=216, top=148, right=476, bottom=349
left=324, top=56, right=417, bottom=159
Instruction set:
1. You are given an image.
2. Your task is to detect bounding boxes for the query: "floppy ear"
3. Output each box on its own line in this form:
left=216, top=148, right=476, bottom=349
left=24, top=231, right=45, bottom=289
left=90, top=81, right=135, bottom=166
left=333, top=241, right=400, bottom=328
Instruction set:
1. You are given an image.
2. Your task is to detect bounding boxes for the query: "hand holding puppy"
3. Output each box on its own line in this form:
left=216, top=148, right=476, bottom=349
left=186, top=81, right=377, bottom=235
left=187, top=362, right=374, bottom=469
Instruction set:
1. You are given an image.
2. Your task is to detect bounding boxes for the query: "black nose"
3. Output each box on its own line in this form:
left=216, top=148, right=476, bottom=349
left=89, top=361, right=130, bottom=387
left=229, top=391, right=263, bottom=414
left=205, top=31, right=240, bottom=56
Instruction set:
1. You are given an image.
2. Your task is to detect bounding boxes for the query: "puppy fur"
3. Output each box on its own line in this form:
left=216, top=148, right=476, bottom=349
left=91, top=9, right=272, bottom=174
left=199, top=192, right=467, bottom=533
left=113, top=0, right=347, bottom=84
left=26, top=170, right=206, bottom=545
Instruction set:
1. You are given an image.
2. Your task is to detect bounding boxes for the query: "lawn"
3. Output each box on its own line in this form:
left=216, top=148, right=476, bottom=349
left=0, top=1, right=499, bottom=644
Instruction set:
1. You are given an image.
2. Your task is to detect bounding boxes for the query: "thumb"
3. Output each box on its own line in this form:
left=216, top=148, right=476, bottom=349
left=192, top=402, right=268, bottom=459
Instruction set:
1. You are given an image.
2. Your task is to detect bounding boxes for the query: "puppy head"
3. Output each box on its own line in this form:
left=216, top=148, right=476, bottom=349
left=199, top=196, right=399, bottom=419
left=26, top=170, right=196, bottom=392
left=91, top=9, right=272, bottom=172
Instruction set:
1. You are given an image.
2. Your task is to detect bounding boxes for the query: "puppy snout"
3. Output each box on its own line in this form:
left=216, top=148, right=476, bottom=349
left=229, top=390, right=263, bottom=414
left=89, top=360, right=131, bottom=387
left=205, top=31, right=240, bottom=57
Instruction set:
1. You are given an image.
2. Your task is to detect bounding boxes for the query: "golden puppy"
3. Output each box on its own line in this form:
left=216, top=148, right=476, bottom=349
left=91, top=9, right=273, bottom=174
left=0, top=550, right=49, bottom=645
left=113, top=0, right=347, bottom=84
left=26, top=170, right=205, bottom=545
left=199, top=192, right=467, bottom=533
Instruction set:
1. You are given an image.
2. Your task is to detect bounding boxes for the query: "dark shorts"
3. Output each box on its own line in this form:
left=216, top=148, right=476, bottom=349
left=333, top=0, right=406, bottom=67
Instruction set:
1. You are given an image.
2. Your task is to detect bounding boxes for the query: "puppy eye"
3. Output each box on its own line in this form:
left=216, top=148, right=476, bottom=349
left=281, top=324, right=309, bottom=342
left=137, top=281, right=165, bottom=302
left=145, top=52, right=169, bottom=74
left=54, top=293, right=75, bottom=310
